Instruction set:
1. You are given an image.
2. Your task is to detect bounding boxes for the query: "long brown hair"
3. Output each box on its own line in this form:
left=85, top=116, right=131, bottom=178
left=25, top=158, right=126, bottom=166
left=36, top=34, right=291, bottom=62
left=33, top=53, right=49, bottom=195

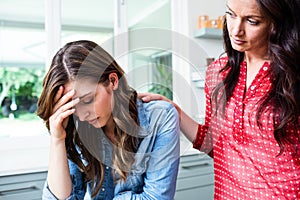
left=213, top=0, right=300, bottom=154
left=37, top=40, right=140, bottom=196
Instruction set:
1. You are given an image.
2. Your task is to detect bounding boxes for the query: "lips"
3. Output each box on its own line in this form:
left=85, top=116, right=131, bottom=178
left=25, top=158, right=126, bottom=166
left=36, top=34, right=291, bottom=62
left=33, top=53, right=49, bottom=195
left=87, top=118, right=98, bottom=125
left=231, top=37, right=246, bottom=45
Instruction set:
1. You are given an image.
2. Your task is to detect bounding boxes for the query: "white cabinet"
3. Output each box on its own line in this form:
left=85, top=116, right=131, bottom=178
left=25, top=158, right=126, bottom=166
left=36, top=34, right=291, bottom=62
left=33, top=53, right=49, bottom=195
left=0, top=136, right=49, bottom=199
left=175, top=153, right=214, bottom=200
left=0, top=171, right=47, bottom=200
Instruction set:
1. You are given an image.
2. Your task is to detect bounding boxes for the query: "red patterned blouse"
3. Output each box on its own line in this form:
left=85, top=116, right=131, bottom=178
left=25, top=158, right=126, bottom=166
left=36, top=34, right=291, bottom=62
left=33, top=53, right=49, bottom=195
left=193, top=57, right=300, bottom=199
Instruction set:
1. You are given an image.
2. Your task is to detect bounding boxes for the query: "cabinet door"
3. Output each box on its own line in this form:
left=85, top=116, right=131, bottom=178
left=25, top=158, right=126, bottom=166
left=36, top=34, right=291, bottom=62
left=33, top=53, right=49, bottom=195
left=0, top=171, right=47, bottom=200
left=175, top=153, right=214, bottom=200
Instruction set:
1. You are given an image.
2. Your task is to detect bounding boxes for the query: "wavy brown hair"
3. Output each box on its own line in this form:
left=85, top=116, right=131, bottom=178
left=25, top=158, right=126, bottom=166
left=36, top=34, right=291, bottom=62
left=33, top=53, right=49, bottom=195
left=212, top=0, right=300, bottom=155
left=37, top=40, right=140, bottom=197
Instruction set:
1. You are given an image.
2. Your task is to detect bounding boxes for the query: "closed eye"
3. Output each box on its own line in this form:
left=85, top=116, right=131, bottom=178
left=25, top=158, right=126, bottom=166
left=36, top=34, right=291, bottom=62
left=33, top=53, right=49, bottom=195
left=81, top=97, right=94, bottom=104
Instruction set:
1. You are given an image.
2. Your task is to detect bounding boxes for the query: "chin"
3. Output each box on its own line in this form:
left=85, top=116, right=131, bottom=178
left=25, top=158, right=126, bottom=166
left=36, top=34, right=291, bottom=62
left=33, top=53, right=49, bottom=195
left=232, top=46, right=245, bottom=52
left=92, top=123, right=103, bottom=129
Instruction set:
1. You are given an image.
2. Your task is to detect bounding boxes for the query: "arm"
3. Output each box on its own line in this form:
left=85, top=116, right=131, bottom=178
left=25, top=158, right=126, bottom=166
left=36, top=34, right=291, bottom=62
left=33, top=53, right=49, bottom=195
left=43, top=160, right=87, bottom=200
left=113, top=102, right=180, bottom=200
left=179, top=109, right=200, bottom=142
left=138, top=91, right=212, bottom=154
left=139, top=58, right=224, bottom=157
left=43, top=86, right=80, bottom=199
left=44, top=136, right=72, bottom=199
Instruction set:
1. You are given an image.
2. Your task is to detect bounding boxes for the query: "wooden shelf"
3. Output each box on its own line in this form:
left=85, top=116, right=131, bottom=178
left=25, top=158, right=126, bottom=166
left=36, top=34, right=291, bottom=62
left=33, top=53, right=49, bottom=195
left=194, top=28, right=222, bottom=39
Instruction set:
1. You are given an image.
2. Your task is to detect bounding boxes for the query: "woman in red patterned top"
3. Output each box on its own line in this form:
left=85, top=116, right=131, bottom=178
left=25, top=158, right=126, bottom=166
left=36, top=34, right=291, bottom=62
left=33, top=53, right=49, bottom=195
left=139, top=0, right=300, bottom=199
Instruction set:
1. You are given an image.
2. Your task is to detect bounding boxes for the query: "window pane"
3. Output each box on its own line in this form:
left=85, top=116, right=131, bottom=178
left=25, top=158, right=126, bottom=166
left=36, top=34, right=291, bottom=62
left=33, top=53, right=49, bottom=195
left=127, top=0, right=172, bottom=99
left=0, top=8, right=48, bottom=138
left=61, top=0, right=114, bottom=52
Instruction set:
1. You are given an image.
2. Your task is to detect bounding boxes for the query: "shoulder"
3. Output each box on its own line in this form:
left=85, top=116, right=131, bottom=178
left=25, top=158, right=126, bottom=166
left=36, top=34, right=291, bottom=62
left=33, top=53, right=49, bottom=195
left=207, top=56, right=228, bottom=73
left=137, top=99, right=179, bottom=132
left=135, top=99, right=180, bottom=154
left=140, top=99, right=175, bottom=112
left=205, top=56, right=228, bottom=89
left=138, top=99, right=178, bottom=121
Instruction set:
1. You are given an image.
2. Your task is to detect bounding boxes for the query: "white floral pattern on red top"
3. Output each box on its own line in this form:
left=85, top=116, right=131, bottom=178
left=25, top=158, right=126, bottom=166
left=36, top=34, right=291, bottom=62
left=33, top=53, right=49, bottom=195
left=193, top=57, right=300, bottom=200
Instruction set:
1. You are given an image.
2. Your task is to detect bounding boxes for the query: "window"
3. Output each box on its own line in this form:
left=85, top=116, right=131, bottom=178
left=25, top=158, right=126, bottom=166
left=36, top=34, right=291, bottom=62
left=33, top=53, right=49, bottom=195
left=0, top=1, right=114, bottom=139
left=0, top=2, right=173, bottom=177
left=0, top=2, right=47, bottom=138
left=127, top=0, right=172, bottom=98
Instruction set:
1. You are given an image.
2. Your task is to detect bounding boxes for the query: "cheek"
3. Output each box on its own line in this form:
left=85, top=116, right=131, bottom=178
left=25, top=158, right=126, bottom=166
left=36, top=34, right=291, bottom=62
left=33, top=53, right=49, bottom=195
left=93, top=93, right=114, bottom=115
left=225, top=16, right=236, bottom=32
left=226, top=18, right=232, bottom=31
left=249, top=29, right=268, bottom=45
left=249, top=24, right=270, bottom=40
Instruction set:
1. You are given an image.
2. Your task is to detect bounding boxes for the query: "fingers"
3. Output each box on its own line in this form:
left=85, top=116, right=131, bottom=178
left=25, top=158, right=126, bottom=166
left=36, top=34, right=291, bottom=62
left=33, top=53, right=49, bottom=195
left=49, top=108, right=75, bottom=129
left=54, top=86, right=64, bottom=104
left=53, top=88, right=76, bottom=114
left=137, top=92, right=147, bottom=99
left=49, top=97, right=79, bottom=140
left=138, top=93, right=151, bottom=102
left=138, top=92, right=167, bottom=102
left=52, top=97, right=79, bottom=120
left=49, top=86, right=80, bottom=140
left=138, top=92, right=155, bottom=102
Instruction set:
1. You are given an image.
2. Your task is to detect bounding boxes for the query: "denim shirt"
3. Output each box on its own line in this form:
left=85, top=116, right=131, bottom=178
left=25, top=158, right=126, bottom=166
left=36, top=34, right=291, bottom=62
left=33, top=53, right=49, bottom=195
left=43, top=100, right=180, bottom=200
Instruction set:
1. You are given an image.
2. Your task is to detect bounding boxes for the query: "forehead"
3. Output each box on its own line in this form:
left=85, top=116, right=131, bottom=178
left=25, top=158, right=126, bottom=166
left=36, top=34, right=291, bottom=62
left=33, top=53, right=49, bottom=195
left=64, top=79, right=98, bottom=97
left=227, top=0, right=261, bottom=15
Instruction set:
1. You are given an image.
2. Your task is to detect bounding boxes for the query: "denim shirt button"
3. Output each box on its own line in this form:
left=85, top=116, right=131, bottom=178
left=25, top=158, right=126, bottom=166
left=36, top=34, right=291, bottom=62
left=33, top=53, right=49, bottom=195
left=106, top=166, right=109, bottom=170
left=102, top=188, right=105, bottom=191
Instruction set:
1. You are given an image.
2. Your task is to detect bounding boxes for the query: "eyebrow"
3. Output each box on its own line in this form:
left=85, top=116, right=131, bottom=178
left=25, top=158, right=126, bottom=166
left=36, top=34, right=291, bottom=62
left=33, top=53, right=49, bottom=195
left=226, top=4, right=233, bottom=12
left=75, top=92, right=92, bottom=100
left=226, top=4, right=264, bottom=19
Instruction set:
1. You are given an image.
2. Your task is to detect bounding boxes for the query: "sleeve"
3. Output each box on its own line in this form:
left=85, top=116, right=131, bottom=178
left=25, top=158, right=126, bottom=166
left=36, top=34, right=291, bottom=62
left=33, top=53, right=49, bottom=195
left=113, top=102, right=180, bottom=200
left=42, top=159, right=87, bottom=200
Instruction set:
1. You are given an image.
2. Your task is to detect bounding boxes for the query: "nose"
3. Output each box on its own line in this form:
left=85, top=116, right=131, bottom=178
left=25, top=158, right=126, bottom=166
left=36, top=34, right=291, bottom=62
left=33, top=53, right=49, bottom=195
left=230, top=18, right=244, bottom=36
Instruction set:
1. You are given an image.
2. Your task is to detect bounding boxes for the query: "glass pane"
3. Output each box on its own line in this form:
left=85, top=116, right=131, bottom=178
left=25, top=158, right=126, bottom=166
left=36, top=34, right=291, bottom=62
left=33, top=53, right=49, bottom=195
left=0, top=0, right=48, bottom=138
left=127, top=0, right=172, bottom=99
left=61, top=0, right=114, bottom=52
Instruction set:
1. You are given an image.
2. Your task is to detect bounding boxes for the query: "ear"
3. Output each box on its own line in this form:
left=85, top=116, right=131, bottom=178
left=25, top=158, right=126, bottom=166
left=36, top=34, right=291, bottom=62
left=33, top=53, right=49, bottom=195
left=109, top=73, right=119, bottom=90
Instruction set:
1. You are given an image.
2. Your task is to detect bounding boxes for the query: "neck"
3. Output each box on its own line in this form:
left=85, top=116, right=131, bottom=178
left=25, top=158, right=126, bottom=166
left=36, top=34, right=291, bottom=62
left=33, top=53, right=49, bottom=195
left=103, top=115, right=117, bottom=144
left=245, top=54, right=269, bottom=65
left=244, top=47, right=270, bottom=65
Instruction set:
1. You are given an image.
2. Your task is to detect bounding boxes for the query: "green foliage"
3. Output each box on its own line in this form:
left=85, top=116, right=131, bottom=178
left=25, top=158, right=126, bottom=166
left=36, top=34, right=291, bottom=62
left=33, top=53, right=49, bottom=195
left=148, top=83, right=173, bottom=100
left=0, top=67, right=44, bottom=118
left=148, top=60, right=173, bottom=100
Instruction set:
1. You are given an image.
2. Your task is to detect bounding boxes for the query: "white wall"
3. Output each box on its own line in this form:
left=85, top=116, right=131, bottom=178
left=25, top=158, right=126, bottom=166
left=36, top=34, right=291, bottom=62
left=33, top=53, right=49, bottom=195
left=189, top=0, right=226, bottom=118
left=172, top=0, right=226, bottom=120
left=188, top=0, right=226, bottom=58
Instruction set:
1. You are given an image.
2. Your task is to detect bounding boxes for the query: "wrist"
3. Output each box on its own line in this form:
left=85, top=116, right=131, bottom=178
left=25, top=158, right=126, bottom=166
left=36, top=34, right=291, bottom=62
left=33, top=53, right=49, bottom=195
left=50, top=134, right=66, bottom=145
left=173, top=103, right=182, bottom=123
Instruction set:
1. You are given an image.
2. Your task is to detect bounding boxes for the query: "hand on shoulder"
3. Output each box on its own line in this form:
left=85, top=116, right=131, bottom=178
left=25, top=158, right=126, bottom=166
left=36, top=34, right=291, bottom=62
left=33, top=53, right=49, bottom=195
left=138, top=92, right=171, bottom=103
left=138, top=92, right=181, bottom=122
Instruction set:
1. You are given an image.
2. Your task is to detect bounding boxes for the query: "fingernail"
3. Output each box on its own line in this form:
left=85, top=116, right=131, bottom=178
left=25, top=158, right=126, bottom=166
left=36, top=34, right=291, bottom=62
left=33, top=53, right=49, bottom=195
left=73, top=98, right=80, bottom=104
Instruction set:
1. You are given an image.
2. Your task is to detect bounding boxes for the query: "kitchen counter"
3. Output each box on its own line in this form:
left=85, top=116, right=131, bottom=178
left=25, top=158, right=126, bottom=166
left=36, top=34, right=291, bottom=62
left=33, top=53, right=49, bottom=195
left=0, top=133, right=198, bottom=176
left=0, top=134, right=213, bottom=200
left=0, top=135, right=49, bottom=176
